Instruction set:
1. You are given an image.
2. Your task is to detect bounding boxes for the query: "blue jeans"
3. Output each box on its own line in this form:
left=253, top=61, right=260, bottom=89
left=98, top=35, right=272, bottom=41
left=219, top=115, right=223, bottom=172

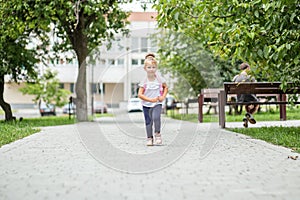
left=142, top=104, right=162, bottom=138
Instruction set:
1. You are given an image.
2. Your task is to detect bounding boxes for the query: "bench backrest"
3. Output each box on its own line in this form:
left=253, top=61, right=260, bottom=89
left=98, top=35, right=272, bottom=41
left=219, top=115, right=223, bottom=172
left=201, top=88, right=222, bottom=98
left=224, top=82, right=300, bottom=95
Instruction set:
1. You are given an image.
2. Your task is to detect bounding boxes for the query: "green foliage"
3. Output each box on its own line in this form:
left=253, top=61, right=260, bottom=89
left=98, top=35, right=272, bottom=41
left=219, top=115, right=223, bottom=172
left=154, top=30, right=236, bottom=99
left=40, top=0, right=132, bottom=56
left=19, top=69, right=71, bottom=107
left=1, top=0, right=133, bottom=121
left=0, top=0, right=50, bottom=79
left=153, top=0, right=300, bottom=90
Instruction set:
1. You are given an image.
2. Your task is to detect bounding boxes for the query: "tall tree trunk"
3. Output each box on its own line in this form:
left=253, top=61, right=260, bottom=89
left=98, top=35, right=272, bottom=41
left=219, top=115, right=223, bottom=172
left=75, top=57, right=88, bottom=122
left=0, top=75, right=14, bottom=121
left=73, top=19, right=89, bottom=122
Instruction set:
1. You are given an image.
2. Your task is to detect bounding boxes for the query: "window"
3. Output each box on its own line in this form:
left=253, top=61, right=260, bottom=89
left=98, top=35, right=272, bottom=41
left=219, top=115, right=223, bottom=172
left=117, top=59, right=124, bottom=66
left=59, top=83, right=64, bottom=89
left=131, top=37, right=139, bottom=53
left=141, top=38, right=148, bottom=52
left=91, top=83, right=97, bottom=94
left=131, top=59, right=138, bottom=65
left=98, top=83, right=105, bottom=94
left=67, top=58, right=73, bottom=64
left=70, top=83, right=75, bottom=93
left=90, top=83, right=106, bottom=94
left=108, top=59, right=115, bottom=66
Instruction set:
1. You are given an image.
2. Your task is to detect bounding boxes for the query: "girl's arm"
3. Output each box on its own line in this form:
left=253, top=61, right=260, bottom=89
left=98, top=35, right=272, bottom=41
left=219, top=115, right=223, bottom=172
left=158, top=83, right=168, bottom=102
left=138, top=87, right=158, bottom=103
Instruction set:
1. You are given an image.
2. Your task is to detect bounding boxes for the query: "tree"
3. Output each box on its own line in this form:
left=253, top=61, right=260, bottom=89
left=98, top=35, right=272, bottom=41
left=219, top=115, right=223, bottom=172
left=0, top=40, right=39, bottom=121
left=19, top=69, right=71, bottom=107
left=154, top=29, right=236, bottom=98
left=0, top=0, right=132, bottom=121
left=153, top=0, right=300, bottom=89
left=0, top=0, right=48, bottom=121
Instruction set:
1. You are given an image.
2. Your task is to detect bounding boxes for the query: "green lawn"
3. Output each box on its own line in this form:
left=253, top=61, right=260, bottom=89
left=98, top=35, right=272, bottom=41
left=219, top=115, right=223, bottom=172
left=167, top=106, right=300, bottom=153
left=0, top=114, right=115, bottom=148
left=0, top=121, right=40, bottom=147
left=168, top=106, right=300, bottom=123
left=228, top=126, right=300, bottom=153
left=0, top=116, right=76, bottom=148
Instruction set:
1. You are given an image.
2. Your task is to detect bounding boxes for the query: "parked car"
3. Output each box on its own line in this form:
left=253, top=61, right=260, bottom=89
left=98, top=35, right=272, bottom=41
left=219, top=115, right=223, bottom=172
left=93, top=101, right=108, bottom=113
left=39, top=101, right=56, bottom=116
left=165, top=95, right=177, bottom=109
left=127, top=98, right=143, bottom=112
left=62, top=102, right=76, bottom=114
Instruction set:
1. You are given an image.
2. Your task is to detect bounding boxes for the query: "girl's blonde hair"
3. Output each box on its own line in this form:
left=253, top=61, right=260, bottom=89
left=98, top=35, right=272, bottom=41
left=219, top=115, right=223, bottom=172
left=144, top=53, right=157, bottom=67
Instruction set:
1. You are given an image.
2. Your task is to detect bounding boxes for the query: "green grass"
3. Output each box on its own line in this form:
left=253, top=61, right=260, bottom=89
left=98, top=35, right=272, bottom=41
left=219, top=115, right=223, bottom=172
left=0, top=121, right=40, bottom=147
left=21, top=116, right=77, bottom=127
left=228, top=126, right=300, bottom=153
left=0, top=113, right=117, bottom=148
left=167, top=106, right=300, bottom=153
left=0, top=116, right=76, bottom=148
left=93, top=113, right=114, bottom=118
left=167, top=106, right=300, bottom=123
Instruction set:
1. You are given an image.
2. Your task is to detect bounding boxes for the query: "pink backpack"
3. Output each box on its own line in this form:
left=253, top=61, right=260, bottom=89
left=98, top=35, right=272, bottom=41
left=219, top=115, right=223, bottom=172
left=143, top=74, right=163, bottom=96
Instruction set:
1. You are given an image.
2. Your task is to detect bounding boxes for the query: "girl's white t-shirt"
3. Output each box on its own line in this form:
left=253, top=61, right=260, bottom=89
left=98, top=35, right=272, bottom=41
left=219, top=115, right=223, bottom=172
left=139, top=77, right=166, bottom=107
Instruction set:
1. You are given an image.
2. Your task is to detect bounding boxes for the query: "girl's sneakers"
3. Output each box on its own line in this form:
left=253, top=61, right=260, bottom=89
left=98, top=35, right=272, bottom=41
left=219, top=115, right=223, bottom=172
left=146, top=134, right=162, bottom=146
left=146, top=138, right=153, bottom=146
left=155, top=133, right=162, bottom=145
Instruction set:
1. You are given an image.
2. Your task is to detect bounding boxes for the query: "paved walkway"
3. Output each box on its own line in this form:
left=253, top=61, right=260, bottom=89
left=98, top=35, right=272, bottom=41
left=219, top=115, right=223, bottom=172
left=0, top=112, right=299, bottom=200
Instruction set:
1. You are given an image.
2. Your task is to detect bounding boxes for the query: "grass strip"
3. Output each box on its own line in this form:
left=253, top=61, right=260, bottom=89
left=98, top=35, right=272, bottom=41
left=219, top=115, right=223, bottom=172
left=0, top=121, right=40, bottom=147
left=228, top=126, right=300, bottom=153
left=167, top=106, right=300, bottom=123
left=0, top=116, right=76, bottom=148
left=167, top=107, right=300, bottom=153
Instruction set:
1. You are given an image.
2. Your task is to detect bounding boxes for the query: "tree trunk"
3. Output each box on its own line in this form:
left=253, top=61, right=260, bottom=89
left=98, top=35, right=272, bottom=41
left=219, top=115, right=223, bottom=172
left=75, top=58, right=88, bottom=122
left=0, top=75, right=14, bottom=121
left=72, top=18, right=89, bottom=122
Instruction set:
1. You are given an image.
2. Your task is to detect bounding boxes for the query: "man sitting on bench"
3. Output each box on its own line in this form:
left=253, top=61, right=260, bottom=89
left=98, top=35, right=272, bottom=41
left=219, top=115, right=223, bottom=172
left=232, top=62, right=259, bottom=128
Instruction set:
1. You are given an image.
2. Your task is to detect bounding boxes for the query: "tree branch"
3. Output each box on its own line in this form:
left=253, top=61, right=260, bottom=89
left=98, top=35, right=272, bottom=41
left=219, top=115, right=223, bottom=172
left=212, top=14, right=235, bottom=19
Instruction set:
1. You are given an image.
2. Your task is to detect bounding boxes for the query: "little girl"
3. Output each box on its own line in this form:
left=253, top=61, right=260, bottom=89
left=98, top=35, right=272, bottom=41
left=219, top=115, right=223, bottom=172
left=138, top=54, right=168, bottom=146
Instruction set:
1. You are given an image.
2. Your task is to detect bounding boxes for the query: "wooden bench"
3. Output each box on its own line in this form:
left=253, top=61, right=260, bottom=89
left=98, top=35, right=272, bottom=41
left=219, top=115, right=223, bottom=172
left=198, top=88, right=220, bottom=122
left=218, top=82, right=300, bottom=128
left=197, top=88, right=274, bottom=122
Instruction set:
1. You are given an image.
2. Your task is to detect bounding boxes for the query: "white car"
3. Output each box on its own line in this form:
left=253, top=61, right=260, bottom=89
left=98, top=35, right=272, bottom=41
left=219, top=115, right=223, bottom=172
left=62, top=103, right=76, bottom=114
left=127, top=98, right=143, bottom=112
left=39, top=101, right=56, bottom=117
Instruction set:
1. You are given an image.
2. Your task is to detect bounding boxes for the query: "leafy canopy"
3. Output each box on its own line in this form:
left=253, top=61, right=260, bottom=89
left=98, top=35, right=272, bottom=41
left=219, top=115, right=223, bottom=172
left=153, top=0, right=300, bottom=89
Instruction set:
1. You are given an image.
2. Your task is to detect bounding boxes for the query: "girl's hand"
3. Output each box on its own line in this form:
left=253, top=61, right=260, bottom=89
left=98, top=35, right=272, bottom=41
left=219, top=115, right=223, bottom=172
left=150, top=97, right=159, bottom=103
left=158, top=96, right=165, bottom=102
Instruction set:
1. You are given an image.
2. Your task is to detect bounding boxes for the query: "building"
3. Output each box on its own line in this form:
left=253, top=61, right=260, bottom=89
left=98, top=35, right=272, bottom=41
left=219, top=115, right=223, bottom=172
left=4, top=12, right=166, bottom=109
